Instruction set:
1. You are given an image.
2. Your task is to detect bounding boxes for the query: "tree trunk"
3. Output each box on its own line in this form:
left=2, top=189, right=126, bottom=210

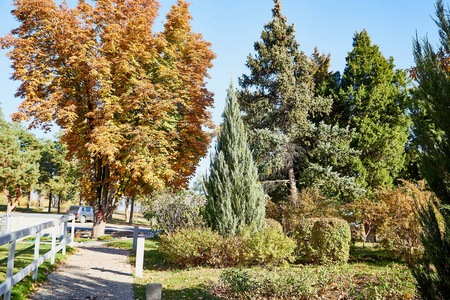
left=37, top=194, right=41, bottom=207
left=48, top=191, right=52, bottom=213
left=124, top=198, right=129, bottom=222
left=27, top=191, right=31, bottom=211
left=287, top=164, right=299, bottom=205
left=128, top=197, right=135, bottom=224
left=57, top=191, right=62, bottom=214
left=3, top=187, right=12, bottom=213
left=92, top=218, right=106, bottom=239
left=79, top=193, right=82, bottom=205
left=90, top=159, right=117, bottom=239
left=6, top=186, right=22, bottom=213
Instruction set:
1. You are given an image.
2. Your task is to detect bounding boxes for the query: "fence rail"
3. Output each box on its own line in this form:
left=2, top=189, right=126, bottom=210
left=0, top=215, right=75, bottom=300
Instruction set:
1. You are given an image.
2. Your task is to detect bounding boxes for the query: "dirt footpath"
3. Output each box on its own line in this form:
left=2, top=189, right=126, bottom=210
left=31, top=241, right=134, bottom=300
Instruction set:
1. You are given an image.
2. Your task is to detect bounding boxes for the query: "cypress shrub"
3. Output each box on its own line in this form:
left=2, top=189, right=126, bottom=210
left=294, top=218, right=351, bottom=264
left=204, top=82, right=266, bottom=236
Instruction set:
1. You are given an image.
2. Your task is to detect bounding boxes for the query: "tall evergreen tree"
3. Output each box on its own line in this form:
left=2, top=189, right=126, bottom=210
left=336, top=30, right=410, bottom=190
left=408, top=1, right=450, bottom=298
left=204, top=82, right=266, bottom=236
left=238, top=0, right=362, bottom=204
left=0, top=108, right=39, bottom=213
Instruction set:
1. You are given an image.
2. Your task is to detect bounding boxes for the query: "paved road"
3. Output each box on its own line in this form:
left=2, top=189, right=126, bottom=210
left=69, top=223, right=154, bottom=238
left=31, top=241, right=134, bottom=300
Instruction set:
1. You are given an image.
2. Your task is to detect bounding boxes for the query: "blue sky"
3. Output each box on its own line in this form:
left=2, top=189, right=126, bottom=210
left=0, top=0, right=443, bottom=180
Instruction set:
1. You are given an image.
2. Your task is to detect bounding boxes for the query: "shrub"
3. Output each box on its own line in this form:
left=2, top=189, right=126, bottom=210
left=211, top=266, right=417, bottom=300
left=354, top=180, right=433, bottom=256
left=213, top=267, right=332, bottom=300
left=241, top=226, right=296, bottom=265
left=159, top=226, right=295, bottom=268
left=159, top=227, right=222, bottom=267
left=142, top=190, right=205, bottom=234
left=264, top=218, right=283, bottom=233
left=294, top=217, right=351, bottom=264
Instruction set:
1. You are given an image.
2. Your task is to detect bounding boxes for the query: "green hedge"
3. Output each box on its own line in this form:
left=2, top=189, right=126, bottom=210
left=294, top=218, right=351, bottom=264
left=159, top=223, right=295, bottom=268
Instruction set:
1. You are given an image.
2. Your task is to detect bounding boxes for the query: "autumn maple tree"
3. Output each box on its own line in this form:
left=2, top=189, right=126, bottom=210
left=1, top=0, right=215, bottom=238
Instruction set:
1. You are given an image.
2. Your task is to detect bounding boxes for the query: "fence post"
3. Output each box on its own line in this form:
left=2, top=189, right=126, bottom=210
left=5, top=213, right=10, bottom=233
left=70, top=218, right=75, bottom=247
left=62, top=220, right=68, bottom=255
left=133, top=226, right=139, bottom=251
left=32, top=231, right=41, bottom=280
left=51, top=224, right=56, bottom=264
left=146, top=283, right=162, bottom=300
left=135, top=236, right=144, bottom=278
left=4, top=240, right=16, bottom=300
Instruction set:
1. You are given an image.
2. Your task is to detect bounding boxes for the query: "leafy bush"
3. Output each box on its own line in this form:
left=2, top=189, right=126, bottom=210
left=294, top=217, right=351, bottom=264
left=159, top=227, right=222, bottom=267
left=158, top=226, right=295, bottom=268
left=264, top=218, right=283, bottom=233
left=213, top=268, right=332, bottom=300
left=241, top=226, right=295, bottom=265
left=212, top=266, right=418, bottom=300
left=142, top=190, right=205, bottom=233
left=279, top=188, right=343, bottom=235
left=352, top=180, right=434, bottom=256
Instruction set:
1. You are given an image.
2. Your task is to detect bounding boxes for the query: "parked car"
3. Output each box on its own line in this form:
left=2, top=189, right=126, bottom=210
left=66, top=205, right=94, bottom=223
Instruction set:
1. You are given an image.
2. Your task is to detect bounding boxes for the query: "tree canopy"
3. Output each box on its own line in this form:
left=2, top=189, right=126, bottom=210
left=335, top=30, right=410, bottom=190
left=238, top=0, right=361, bottom=205
left=0, top=107, right=39, bottom=213
left=408, top=1, right=450, bottom=297
left=1, top=0, right=215, bottom=237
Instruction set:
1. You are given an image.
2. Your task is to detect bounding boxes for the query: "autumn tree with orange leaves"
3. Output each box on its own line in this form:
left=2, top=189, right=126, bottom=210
left=1, top=0, right=215, bottom=238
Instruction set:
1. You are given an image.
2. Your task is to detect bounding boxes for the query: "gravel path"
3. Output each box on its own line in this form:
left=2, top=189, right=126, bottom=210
left=31, top=241, right=134, bottom=300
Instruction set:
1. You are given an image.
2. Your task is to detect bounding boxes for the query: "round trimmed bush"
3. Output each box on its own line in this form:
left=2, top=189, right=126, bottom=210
left=264, top=218, right=283, bottom=233
left=294, top=218, right=351, bottom=264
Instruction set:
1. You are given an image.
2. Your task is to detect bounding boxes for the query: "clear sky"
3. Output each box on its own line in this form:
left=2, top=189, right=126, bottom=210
left=0, top=0, right=443, bottom=181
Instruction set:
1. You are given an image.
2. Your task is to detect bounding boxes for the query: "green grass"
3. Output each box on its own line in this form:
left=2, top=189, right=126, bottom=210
left=0, top=242, right=75, bottom=299
left=22, top=236, right=52, bottom=242
left=106, top=239, right=418, bottom=300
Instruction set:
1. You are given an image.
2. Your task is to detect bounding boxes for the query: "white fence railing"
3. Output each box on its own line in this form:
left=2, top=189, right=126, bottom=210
left=0, top=215, right=75, bottom=300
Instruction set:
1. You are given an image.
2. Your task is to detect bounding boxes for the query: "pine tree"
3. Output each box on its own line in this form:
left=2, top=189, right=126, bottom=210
left=238, top=0, right=362, bottom=204
left=204, top=82, right=266, bottom=236
left=408, top=1, right=450, bottom=298
left=336, top=30, right=410, bottom=190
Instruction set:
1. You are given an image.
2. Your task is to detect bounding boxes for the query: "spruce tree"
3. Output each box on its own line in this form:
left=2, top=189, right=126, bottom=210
left=238, top=0, right=362, bottom=204
left=204, top=82, right=266, bottom=236
left=336, top=30, right=410, bottom=190
left=408, top=1, right=450, bottom=298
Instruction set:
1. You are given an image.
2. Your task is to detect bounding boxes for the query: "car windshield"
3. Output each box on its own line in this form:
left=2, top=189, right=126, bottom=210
left=67, top=206, right=80, bottom=212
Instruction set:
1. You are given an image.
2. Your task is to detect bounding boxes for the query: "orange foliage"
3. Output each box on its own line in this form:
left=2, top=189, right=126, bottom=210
left=354, top=180, right=435, bottom=255
left=1, top=0, right=215, bottom=232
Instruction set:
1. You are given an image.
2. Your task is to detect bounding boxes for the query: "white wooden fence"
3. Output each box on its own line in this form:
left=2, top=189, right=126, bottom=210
left=0, top=215, right=75, bottom=300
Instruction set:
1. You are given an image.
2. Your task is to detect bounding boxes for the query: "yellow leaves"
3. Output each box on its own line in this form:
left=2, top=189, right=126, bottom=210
left=3, top=0, right=215, bottom=200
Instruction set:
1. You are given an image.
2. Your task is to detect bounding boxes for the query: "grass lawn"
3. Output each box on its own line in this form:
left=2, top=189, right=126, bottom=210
left=105, top=239, right=418, bottom=300
left=0, top=242, right=75, bottom=300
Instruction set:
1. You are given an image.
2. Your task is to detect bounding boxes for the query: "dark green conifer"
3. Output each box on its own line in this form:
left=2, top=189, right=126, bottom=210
left=408, top=1, right=450, bottom=298
left=238, top=0, right=362, bottom=204
left=204, top=82, right=266, bottom=236
left=336, top=30, right=410, bottom=190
